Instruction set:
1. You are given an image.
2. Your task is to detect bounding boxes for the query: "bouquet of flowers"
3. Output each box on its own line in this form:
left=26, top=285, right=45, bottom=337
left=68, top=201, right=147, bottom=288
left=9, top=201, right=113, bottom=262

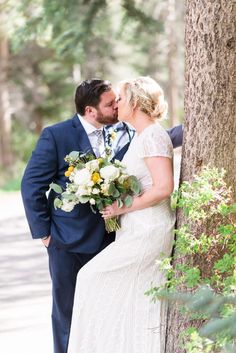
left=50, top=151, right=141, bottom=232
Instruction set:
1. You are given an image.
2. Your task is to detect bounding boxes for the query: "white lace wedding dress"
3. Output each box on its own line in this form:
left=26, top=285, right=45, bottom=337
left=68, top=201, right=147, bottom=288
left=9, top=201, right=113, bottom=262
left=68, top=123, right=176, bottom=353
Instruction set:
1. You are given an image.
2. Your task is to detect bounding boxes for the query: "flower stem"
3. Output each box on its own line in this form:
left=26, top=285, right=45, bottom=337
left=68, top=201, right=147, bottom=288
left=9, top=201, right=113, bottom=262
left=105, top=217, right=121, bottom=233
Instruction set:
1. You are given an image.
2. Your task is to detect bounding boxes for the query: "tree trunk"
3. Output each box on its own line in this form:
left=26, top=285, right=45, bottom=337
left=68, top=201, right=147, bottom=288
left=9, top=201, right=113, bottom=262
left=0, top=33, right=13, bottom=168
left=165, top=1, right=236, bottom=352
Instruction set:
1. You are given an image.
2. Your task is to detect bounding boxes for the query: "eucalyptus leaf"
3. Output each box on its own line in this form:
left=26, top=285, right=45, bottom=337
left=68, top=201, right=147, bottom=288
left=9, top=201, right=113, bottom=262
left=50, top=182, right=63, bottom=194
left=103, top=198, right=113, bottom=206
left=116, top=184, right=126, bottom=193
left=54, top=198, right=62, bottom=210
left=68, top=151, right=80, bottom=160
left=117, top=198, right=124, bottom=208
left=96, top=199, right=103, bottom=211
left=61, top=193, right=76, bottom=201
left=78, top=196, right=90, bottom=204
left=128, top=176, right=141, bottom=194
left=124, top=195, right=133, bottom=207
left=133, top=181, right=141, bottom=194
left=90, top=204, right=97, bottom=214
left=108, top=182, right=120, bottom=198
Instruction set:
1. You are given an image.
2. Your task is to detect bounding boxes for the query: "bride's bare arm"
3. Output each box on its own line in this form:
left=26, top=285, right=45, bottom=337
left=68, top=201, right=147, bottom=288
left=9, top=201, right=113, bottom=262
left=102, top=156, right=173, bottom=219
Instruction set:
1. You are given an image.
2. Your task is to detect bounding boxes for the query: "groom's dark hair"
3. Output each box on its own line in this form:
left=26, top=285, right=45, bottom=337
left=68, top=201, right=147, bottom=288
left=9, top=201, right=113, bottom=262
left=75, top=78, right=112, bottom=115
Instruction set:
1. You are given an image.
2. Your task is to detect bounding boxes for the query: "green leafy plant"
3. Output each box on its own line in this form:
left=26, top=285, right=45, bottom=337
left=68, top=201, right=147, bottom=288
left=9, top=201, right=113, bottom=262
left=146, top=166, right=236, bottom=352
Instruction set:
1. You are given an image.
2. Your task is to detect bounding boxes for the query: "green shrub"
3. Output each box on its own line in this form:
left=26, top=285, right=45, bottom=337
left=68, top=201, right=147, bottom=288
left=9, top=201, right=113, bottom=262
left=146, top=166, right=236, bottom=352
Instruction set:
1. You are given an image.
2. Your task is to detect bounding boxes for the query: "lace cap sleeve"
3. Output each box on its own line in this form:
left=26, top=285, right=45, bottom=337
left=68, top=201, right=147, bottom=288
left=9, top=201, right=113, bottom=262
left=138, top=124, right=173, bottom=159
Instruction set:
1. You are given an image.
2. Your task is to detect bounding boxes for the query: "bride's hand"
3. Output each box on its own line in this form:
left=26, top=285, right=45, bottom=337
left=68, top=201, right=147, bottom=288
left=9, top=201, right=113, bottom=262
left=101, top=202, right=124, bottom=219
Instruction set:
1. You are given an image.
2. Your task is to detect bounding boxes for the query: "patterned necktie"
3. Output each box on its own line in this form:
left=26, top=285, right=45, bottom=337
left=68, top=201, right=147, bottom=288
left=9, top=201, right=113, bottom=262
left=93, top=129, right=104, bottom=157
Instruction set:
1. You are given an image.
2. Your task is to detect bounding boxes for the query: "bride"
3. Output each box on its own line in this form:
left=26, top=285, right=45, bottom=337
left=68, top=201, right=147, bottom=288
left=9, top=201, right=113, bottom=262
left=68, top=76, right=175, bottom=353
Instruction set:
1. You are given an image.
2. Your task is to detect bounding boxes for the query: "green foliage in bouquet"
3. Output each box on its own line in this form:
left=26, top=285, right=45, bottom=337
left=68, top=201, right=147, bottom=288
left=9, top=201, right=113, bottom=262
left=146, top=166, right=236, bottom=353
left=50, top=151, right=141, bottom=232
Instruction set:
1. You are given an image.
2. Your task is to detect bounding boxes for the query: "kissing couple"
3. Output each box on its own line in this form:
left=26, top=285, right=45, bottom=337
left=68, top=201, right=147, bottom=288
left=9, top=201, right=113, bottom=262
left=21, top=76, right=183, bottom=353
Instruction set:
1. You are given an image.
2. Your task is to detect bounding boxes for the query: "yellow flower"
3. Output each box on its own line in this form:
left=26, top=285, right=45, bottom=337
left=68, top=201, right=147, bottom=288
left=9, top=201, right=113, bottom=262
left=92, top=172, right=101, bottom=183
left=65, top=171, right=71, bottom=177
left=123, top=180, right=130, bottom=189
left=111, top=131, right=117, bottom=140
left=68, top=166, right=74, bottom=172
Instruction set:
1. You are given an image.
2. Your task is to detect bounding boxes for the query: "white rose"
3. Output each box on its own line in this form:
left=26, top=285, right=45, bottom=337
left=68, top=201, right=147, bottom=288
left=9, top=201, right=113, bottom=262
left=73, top=168, right=91, bottom=186
left=92, top=188, right=100, bottom=194
left=86, top=160, right=99, bottom=172
left=61, top=200, right=75, bottom=212
left=76, top=185, right=93, bottom=196
left=101, top=183, right=109, bottom=196
left=75, top=186, right=87, bottom=197
left=87, top=187, right=92, bottom=195
left=100, top=165, right=120, bottom=181
left=89, top=198, right=96, bottom=205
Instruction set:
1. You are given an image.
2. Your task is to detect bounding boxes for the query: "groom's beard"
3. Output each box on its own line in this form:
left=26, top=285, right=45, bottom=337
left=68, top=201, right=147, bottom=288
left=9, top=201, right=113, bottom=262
left=95, top=109, right=118, bottom=125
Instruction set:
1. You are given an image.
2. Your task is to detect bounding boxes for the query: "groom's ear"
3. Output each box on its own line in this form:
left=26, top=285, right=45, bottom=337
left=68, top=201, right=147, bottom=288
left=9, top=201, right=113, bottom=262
left=85, top=105, right=97, bottom=117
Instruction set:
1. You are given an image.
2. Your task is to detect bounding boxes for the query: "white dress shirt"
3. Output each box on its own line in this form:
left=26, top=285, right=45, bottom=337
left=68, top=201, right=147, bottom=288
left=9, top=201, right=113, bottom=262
left=77, top=114, right=105, bottom=156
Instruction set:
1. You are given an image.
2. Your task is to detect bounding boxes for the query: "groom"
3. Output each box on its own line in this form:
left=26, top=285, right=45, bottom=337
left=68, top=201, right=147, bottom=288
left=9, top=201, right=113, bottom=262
left=21, top=78, right=183, bottom=353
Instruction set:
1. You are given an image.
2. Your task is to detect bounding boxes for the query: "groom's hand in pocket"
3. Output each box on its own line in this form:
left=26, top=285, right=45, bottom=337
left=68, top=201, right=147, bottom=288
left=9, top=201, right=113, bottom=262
left=41, top=235, right=51, bottom=248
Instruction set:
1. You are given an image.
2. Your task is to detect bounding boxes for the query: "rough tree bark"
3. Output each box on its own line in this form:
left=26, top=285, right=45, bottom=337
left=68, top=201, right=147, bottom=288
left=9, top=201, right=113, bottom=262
left=165, top=1, right=236, bottom=352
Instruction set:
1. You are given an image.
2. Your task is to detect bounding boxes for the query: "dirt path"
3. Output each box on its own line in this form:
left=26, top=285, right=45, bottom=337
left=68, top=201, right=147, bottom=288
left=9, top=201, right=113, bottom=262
left=0, top=192, right=52, bottom=353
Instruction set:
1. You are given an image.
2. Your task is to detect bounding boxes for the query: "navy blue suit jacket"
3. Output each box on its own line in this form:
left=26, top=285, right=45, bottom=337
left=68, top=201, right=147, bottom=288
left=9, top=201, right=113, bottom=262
left=21, top=115, right=183, bottom=253
left=21, top=115, right=117, bottom=253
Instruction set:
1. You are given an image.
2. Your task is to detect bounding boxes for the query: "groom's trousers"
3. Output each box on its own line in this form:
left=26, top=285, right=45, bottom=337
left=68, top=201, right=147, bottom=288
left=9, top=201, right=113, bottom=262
left=46, top=233, right=114, bottom=353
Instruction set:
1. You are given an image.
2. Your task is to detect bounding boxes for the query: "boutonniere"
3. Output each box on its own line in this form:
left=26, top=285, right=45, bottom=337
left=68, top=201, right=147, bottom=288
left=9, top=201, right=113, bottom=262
left=106, top=128, right=117, bottom=147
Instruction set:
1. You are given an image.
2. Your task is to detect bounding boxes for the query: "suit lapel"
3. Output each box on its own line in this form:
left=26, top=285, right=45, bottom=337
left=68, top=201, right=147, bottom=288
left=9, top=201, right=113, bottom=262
left=72, top=115, right=95, bottom=155
left=112, top=142, right=130, bottom=162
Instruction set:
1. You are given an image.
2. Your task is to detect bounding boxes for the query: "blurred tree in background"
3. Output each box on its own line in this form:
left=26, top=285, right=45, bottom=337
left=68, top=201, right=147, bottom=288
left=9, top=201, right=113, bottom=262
left=0, top=0, right=184, bottom=189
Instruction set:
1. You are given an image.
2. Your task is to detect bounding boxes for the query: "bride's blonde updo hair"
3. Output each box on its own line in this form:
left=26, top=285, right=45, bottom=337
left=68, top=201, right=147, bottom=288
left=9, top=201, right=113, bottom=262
left=120, top=76, right=168, bottom=120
